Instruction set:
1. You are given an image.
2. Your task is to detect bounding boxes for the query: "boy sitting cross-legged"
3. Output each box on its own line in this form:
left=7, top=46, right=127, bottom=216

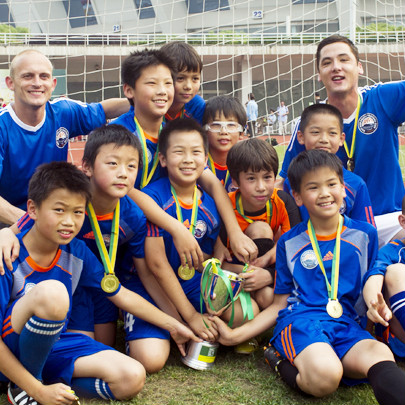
left=0, top=162, right=198, bottom=405
left=144, top=118, right=259, bottom=340
left=283, top=103, right=374, bottom=226
left=212, top=149, right=405, bottom=405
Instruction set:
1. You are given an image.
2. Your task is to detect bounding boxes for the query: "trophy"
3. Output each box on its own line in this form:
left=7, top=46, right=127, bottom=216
left=200, top=258, right=243, bottom=316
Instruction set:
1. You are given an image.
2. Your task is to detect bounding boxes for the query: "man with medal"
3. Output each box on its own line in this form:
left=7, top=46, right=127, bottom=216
left=211, top=150, right=405, bottom=405
left=277, top=35, right=405, bottom=247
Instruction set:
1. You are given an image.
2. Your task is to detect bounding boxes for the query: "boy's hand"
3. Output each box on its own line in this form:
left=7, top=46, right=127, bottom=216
left=229, top=231, right=258, bottom=264
left=367, top=292, right=392, bottom=327
left=240, top=267, right=272, bottom=291
left=169, top=321, right=202, bottom=356
left=209, top=316, right=239, bottom=346
left=188, top=312, right=218, bottom=342
left=172, top=222, right=204, bottom=269
left=0, top=227, right=20, bottom=275
left=36, top=382, right=78, bottom=405
left=213, top=238, right=232, bottom=264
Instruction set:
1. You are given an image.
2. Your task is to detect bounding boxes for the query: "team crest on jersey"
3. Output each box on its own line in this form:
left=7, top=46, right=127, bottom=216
left=24, top=283, right=36, bottom=294
left=358, top=113, right=378, bottom=135
left=339, top=199, right=347, bottom=215
left=194, top=220, right=207, bottom=239
left=56, top=127, right=69, bottom=148
left=300, top=250, right=318, bottom=269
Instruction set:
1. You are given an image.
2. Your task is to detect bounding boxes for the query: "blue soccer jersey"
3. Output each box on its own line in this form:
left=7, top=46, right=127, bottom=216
left=284, top=167, right=374, bottom=225
left=207, top=161, right=236, bottom=193
left=0, top=231, right=120, bottom=334
left=273, top=216, right=378, bottom=338
left=111, top=107, right=165, bottom=189
left=143, top=177, right=220, bottom=299
left=0, top=99, right=105, bottom=209
left=280, top=82, right=405, bottom=216
left=165, top=94, right=206, bottom=125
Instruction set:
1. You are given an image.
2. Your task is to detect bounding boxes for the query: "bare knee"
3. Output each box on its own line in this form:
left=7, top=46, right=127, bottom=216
left=385, top=264, right=405, bottom=294
left=298, top=361, right=343, bottom=397
left=131, top=351, right=168, bottom=374
left=32, top=280, right=69, bottom=320
left=245, top=221, right=273, bottom=240
left=128, top=339, right=170, bottom=374
left=110, top=361, right=146, bottom=399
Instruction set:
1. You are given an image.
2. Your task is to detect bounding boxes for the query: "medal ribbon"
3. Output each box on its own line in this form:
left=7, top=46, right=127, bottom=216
left=235, top=192, right=272, bottom=225
left=307, top=215, right=343, bottom=301
left=207, top=154, right=230, bottom=189
left=343, top=93, right=362, bottom=165
left=171, top=185, right=198, bottom=235
left=86, top=201, right=120, bottom=275
left=134, top=116, right=161, bottom=189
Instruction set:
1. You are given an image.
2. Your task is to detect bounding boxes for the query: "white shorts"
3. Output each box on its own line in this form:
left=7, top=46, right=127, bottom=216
left=375, top=211, right=403, bottom=248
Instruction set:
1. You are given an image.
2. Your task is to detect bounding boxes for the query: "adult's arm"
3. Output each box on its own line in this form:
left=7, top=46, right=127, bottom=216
left=100, top=98, right=130, bottom=120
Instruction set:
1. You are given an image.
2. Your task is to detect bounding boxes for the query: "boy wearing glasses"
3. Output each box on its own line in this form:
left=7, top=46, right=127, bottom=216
left=203, top=96, right=246, bottom=193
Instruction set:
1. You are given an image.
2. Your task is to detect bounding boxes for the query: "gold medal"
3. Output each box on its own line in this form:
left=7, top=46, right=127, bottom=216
left=347, top=158, right=355, bottom=172
left=101, top=274, right=120, bottom=293
left=178, top=264, right=195, bottom=280
left=326, top=299, right=343, bottom=319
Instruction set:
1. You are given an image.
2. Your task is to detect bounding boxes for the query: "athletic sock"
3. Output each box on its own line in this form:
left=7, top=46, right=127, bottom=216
left=18, top=315, right=65, bottom=380
left=367, top=360, right=405, bottom=405
left=277, top=360, right=305, bottom=394
left=71, top=377, right=115, bottom=400
left=389, top=291, right=405, bottom=329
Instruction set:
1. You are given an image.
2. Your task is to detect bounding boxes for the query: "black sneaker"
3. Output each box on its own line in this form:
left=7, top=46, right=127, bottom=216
left=8, top=385, right=41, bottom=405
left=263, top=345, right=283, bottom=374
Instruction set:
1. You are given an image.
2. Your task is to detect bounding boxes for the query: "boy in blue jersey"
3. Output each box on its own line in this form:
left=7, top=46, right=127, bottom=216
left=277, top=35, right=405, bottom=246
left=283, top=103, right=374, bottom=225
left=202, top=95, right=245, bottom=193
left=211, top=149, right=405, bottom=405
left=114, top=49, right=257, bottom=272
left=364, top=196, right=405, bottom=359
left=144, top=118, right=258, bottom=340
left=160, top=41, right=205, bottom=124
left=0, top=162, right=197, bottom=405
left=0, top=49, right=129, bottom=226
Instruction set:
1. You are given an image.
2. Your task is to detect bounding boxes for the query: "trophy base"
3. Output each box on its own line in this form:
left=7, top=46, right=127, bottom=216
left=181, top=340, right=219, bottom=370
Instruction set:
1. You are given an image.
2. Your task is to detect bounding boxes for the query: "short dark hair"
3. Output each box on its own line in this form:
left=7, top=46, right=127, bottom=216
left=316, top=35, right=360, bottom=70
left=158, top=118, right=208, bottom=157
left=83, top=124, right=143, bottom=170
left=227, top=138, right=279, bottom=183
left=28, top=161, right=91, bottom=207
left=203, top=95, right=247, bottom=126
left=287, top=149, right=343, bottom=193
left=121, top=49, right=177, bottom=93
left=160, top=41, right=202, bottom=74
left=300, top=103, right=343, bottom=134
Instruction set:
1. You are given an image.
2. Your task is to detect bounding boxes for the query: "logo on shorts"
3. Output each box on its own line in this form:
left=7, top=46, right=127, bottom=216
left=358, top=113, right=378, bottom=135
left=339, top=199, right=347, bottom=215
left=300, top=250, right=318, bottom=269
left=56, top=127, right=69, bottom=148
left=194, top=220, right=207, bottom=239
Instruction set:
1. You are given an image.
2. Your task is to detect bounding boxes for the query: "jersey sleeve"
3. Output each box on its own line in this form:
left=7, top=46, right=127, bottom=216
left=346, top=176, right=375, bottom=225
left=124, top=202, right=147, bottom=259
left=0, top=268, right=13, bottom=327
left=56, top=99, right=106, bottom=137
left=184, top=94, right=206, bottom=125
left=279, top=118, right=305, bottom=179
left=273, top=235, right=294, bottom=295
left=376, top=81, right=405, bottom=125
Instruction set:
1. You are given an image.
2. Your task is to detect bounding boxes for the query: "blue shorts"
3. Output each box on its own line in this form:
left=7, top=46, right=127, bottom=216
left=68, top=287, right=118, bottom=332
left=271, top=317, right=374, bottom=364
left=375, top=323, right=405, bottom=359
left=122, top=275, right=169, bottom=342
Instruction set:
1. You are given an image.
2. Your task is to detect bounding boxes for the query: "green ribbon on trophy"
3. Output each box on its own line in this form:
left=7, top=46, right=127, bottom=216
left=86, top=201, right=120, bottom=293
left=171, top=184, right=199, bottom=281
left=307, top=215, right=344, bottom=318
left=200, top=258, right=254, bottom=326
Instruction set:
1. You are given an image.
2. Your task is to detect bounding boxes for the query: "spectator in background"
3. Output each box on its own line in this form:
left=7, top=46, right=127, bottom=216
left=246, top=93, right=258, bottom=137
left=277, top=101, right=289, bottom=135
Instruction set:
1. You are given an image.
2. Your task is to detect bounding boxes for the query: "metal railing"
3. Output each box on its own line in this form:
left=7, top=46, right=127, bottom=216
left=0, top=31, right=404, bottom=46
